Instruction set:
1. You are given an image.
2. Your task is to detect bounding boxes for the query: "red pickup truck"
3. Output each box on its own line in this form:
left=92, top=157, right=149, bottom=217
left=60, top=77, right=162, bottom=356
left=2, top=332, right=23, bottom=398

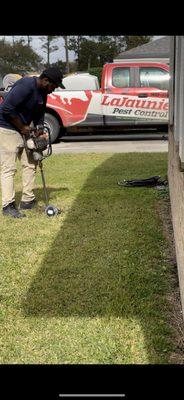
left=44, top=61, right=169, bottom=142
left=0, top=62, right=170, bottom=142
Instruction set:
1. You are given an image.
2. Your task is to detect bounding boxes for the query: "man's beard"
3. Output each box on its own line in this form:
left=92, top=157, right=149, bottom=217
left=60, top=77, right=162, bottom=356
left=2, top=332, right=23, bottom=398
left=39, top=86, right=51, bottom=94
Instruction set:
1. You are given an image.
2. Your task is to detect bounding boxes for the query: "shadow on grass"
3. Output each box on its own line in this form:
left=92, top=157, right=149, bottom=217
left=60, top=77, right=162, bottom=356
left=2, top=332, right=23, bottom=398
left=22, top=154, right=170, bottom=362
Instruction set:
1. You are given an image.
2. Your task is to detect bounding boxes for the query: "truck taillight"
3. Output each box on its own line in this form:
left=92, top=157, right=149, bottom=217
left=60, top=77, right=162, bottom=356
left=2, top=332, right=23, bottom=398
left=150, top=92, right=168, bottom=98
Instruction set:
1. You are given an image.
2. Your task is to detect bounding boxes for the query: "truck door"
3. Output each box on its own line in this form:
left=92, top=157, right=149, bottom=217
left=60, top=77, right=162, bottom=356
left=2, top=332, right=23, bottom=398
left=102, top=65, right=137, bottom=125
left=133, top=65, right=169, bottom=125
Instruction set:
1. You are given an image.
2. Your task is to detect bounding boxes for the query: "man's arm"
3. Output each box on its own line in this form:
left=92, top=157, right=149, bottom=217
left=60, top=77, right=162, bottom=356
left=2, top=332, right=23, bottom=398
left=33, top=94, right=47, bottom=128
left=2, top=82, right=33, bottom=134
left=5, top=115, right=31, bottom=135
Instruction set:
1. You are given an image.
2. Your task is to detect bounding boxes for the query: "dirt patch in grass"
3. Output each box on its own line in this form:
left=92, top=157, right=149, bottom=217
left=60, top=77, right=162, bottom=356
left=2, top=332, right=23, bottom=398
left=156, top=189, right=184, bottom=363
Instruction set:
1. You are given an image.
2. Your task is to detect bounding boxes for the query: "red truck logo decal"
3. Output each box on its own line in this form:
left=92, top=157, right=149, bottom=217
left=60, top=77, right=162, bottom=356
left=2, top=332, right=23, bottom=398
left=47, top=91, right=92, bottom=126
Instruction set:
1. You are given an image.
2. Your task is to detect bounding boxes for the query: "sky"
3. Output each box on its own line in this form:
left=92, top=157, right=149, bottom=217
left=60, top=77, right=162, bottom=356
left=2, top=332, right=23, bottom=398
left=1, top=35, right=75, bottom=63
left=1, top=35, right=164, bottom=64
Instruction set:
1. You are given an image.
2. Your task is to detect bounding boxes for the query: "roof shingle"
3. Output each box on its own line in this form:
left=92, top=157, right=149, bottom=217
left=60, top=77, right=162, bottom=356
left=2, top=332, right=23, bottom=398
left=116, top=36, right=170, bottom=59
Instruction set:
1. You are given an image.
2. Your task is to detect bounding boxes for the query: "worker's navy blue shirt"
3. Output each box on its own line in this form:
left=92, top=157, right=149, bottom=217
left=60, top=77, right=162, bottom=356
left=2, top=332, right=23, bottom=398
left=0, top=76, right=47, bottom=131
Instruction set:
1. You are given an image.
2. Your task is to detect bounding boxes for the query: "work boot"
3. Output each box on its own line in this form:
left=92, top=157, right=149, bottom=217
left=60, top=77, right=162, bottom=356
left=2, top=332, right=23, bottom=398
left=2, top=201, right=26, bottom=218
left=19, top=199, right=37, bottom=210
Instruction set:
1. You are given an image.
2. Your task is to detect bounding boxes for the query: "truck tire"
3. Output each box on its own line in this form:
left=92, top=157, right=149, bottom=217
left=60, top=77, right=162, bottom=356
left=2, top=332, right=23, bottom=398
left=44, top=113, right=61, bottom=143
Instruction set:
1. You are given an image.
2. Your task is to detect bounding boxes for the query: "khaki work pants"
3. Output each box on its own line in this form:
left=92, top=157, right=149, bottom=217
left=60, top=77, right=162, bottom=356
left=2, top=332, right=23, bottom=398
left=0, top=127, right=37, bottom=208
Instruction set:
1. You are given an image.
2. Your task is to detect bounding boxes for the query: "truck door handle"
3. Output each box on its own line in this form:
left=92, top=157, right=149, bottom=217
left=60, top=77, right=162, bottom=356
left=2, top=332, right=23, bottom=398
left=138, top=94, right=148, bottom=98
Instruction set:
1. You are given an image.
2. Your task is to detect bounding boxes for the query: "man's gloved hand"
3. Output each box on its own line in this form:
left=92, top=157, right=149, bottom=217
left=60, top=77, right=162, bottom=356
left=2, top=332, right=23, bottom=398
left=34, top=127, right=44, bottom=137
left=34, top=128, right=49, bottom=141
left=20, top=125, right=31, bottom=135
left=39, top=132, right=49, bottom=140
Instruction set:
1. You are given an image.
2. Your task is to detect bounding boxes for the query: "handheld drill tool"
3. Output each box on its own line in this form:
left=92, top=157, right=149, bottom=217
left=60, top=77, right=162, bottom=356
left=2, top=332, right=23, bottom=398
left=23, top=125, right=61, bottom=217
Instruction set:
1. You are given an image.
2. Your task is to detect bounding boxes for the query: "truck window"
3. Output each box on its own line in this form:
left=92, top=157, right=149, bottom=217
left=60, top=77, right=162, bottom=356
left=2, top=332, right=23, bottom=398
left=139, top=67, right=169, bottom=90
left=112, top=68, right=130, bottom=88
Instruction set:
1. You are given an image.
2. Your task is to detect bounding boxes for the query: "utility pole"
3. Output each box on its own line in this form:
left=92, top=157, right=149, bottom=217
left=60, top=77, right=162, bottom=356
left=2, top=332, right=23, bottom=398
left=64, top=36, right=70, bottom=74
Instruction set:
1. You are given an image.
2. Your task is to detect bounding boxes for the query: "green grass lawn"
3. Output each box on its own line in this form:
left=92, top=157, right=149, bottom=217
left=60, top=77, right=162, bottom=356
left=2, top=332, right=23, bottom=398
left=0, top=152, right=178, bottom=364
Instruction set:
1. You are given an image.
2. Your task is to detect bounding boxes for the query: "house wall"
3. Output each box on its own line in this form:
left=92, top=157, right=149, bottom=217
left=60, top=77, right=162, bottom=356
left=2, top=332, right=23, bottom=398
left=168, top=133, right=184, bottom=316
left=168, top=36, right=184, bottom=317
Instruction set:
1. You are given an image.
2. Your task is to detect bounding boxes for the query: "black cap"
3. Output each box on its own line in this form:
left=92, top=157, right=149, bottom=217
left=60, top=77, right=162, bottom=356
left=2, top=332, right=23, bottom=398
left=43, top=67, right=65, bottom=89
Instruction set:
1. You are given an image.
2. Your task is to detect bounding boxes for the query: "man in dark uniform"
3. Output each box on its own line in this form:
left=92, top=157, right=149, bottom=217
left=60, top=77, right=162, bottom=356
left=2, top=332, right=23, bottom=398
left=0, top=67, right=64, bottom=218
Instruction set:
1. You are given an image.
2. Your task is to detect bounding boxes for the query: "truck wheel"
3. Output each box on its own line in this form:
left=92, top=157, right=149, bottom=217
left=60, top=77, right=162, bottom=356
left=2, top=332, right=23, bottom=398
left=44, top=113, right=61, bottom=143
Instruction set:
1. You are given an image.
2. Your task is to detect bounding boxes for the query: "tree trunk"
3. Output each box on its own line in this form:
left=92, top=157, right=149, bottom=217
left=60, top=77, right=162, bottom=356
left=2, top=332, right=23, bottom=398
left=88, top=56, right=91, bottom=71
left=27, top=36, right=31, bottom=47
left=64, top=36, right=70, bottom=74
left=47, top=39, right=50, bottom=66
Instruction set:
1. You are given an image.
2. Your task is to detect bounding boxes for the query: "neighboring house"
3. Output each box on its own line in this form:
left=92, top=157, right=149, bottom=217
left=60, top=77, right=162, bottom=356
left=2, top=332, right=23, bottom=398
left=168, top=36, right=184, bottom=319
left=114, top=36, right=170, bottom=64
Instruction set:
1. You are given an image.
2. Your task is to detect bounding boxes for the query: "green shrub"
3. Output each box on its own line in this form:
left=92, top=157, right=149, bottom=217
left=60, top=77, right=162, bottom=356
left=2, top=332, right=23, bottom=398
left=88, top=67, right=103, bottom=86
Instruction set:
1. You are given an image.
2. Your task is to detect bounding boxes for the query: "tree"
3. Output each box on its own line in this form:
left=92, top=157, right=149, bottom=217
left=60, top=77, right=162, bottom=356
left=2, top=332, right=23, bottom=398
left=49, top=60, right=66, bottom=74
left=68, top=36, right=153, bottom=70
left=50, top=59, right=77, bottom=75
left=124, top=36, right=153, bottom=50
left=68, top=36, right=86, bottom=69
left=68, top=36, right=126, bottom=70
left=69, top=36, right=100, bottom=70
left=0, top=39, right=42, bottom=76
left=111, top=36, right=127, bottom=53
left=40, top=36, right=59, bottom=67
left=78, top=38, right=100, bottom=70
left=88, top=67, right=103, bottom=85
left=94, top=36, right=124, bottom=65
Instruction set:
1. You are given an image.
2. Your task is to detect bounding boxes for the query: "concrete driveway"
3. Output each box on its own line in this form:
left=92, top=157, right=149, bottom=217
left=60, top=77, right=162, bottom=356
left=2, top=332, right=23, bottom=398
left=52, top=136, right=168, bottom=154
